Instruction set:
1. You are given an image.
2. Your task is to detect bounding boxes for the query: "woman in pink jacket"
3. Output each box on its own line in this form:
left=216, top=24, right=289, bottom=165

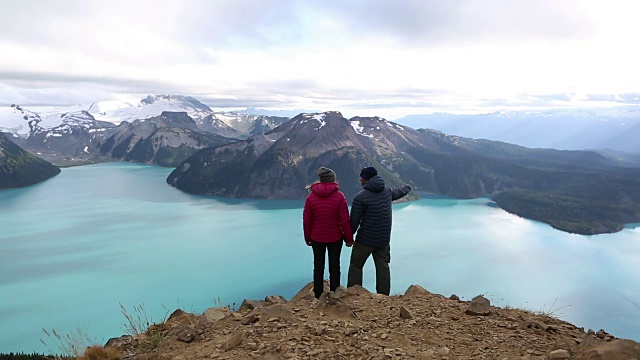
left=303, top=167, right=354, bottom=299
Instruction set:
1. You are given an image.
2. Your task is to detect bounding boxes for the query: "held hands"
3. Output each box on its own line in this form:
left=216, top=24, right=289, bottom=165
left=344, top=237, right=354, bottom=247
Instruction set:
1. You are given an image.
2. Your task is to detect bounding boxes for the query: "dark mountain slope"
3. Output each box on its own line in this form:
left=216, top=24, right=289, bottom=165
left=448, top=136, right=618, bottom=172
left=0, top=132, right=60, bottom=189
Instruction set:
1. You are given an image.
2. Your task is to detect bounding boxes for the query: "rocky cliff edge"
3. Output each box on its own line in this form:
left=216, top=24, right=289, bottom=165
left=105, top=283, right=640, bottom=360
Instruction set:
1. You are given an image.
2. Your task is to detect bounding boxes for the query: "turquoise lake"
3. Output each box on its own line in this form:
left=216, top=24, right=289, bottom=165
left=1, top=162, right=639, bottom=353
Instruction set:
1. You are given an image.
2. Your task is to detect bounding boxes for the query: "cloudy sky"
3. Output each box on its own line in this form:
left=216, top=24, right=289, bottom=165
left=1, top=0, right=639, bottom=119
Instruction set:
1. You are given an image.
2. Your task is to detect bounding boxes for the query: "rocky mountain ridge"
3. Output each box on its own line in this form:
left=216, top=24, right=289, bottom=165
left=6, top=111, right=233, bottom=167
left=167, top=111, right=447, bottom=201
left=93, top=112, right=236, bottom=167
left=103, top=283, right=640, bottom=360
left=1, top=96, right=290, bottom=166
left=167, top=111, right=640, bottom=235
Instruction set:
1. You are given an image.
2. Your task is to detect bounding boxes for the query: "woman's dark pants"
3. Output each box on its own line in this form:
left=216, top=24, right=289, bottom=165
left=311, top=240, right=343, bottom=299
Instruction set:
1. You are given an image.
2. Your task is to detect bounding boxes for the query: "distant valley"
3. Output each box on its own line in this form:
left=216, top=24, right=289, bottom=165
left=2, top=95, right=640, bottom=235
left=396, top=107, right=640, bottom=156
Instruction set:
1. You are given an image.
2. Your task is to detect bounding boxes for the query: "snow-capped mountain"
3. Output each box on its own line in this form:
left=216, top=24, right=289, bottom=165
left=87, top=95, right=213, bottom=125
left=0, top=105, right=116, bottom=138
left=0, top=105, right=44, bottom=137
left=0, top=95, right=290, bottom=140
left=0, top=95, right=213, bottom=138
left=0, top=95, right=293, bottom=167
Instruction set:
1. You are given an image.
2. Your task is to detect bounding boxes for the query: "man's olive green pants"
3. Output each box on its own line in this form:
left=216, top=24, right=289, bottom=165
left=347, top=241, right=391, bottom=295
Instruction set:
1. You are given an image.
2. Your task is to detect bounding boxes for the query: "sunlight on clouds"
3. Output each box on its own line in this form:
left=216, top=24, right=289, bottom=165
left=196, top=37, right=640, bottom=105
left=581, top=0, right=640, bottom=39
left=1, top=0, right=640, bottom=113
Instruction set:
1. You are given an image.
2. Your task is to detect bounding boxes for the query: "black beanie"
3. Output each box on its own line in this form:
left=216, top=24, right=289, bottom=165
left=360, top=166, right=377, bottom=181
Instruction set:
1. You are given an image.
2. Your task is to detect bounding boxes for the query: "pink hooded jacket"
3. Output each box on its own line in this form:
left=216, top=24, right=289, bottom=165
left=303, top=182, right=353, bottom=245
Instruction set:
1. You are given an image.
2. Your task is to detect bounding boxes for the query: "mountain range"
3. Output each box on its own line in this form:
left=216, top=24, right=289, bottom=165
left=1, top=96, right=289, bottom=167
left=168, top=111, right=640, bottom=235
left=2, top=95, right=640, bottom=234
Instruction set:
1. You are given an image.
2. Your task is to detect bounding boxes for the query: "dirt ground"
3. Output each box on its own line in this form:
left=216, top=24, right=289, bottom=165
left=106, top=283, right=640, bottom=360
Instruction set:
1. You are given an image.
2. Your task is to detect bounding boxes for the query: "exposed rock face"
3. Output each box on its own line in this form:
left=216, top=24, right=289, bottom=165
left=0, top=131, right=60, bottom=189
left=88, top=112, right=236, bottom=167
left=107, top=283, right=639, bottom=360
left=196, top=113, right=289, bottom=139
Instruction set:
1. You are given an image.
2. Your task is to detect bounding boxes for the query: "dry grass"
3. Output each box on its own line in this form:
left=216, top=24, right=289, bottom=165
left=40, top=327, right=95, bottom=359
left=532, top=298, right=572, bottom=319
left=119, top=303, right=152, bottom=338
left=77, top=346, right=121, bottom=360
left=119, top=303, right=172, bottom=351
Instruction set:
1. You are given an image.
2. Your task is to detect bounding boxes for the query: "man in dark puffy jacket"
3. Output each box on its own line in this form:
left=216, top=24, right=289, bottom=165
left=347, top=166, right=411, bottom=295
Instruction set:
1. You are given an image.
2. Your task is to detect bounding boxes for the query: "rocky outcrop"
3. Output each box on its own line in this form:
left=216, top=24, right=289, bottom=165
left=105, top=283, right=638, bottom=360
left=578, top=339, right=640, bottom=359
left=465, top=294, right=491, bottom=316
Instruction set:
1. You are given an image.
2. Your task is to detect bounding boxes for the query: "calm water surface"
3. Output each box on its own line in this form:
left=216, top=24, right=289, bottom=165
left=1, top=163, right=639, bottom=353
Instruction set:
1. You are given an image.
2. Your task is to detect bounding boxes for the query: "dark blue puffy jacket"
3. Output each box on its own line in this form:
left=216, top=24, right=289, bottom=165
left=350, top=175, right=411, bottom=247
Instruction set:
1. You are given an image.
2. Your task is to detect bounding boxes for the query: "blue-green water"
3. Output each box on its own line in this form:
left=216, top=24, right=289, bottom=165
left=1, top=162, right=639, bottom=353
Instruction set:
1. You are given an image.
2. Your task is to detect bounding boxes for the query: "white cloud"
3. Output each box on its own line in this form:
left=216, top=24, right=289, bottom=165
left=0, top=0, right=639, bottom=118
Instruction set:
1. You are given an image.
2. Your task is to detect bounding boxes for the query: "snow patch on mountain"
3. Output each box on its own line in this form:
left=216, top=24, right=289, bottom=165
left=89, top=95, right=213, bottom=125
left=389, top=121, right=405, bottom=131
left=350, top=120, right=374, bottom=138
left=299, top=113, right=324, bottom=122
left=299, top=113, right=327, bottom=130
left=0, top=106, right=37, bottom=137
left=213, top=112, right=269, bottom=133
